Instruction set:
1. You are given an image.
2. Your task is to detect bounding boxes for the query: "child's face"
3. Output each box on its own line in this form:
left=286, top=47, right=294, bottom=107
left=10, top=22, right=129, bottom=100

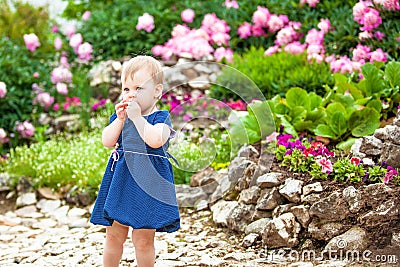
left=122, top=68, right=161, bottom=115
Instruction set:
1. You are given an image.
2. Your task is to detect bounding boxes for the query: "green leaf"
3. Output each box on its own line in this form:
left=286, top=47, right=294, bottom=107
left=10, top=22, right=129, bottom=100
left=309, top=92, right=322, bottom=110
left=286, top=87, right=310, bottom=110
left=314, top=125, right=336, bottom=139
left=362, top=63, right=385, bottom=97
left=336, top=138, right=357, bottom=152
left=293, top=121, right=314, bottom=132
left=275, top=103, right=290, bottom=114
left=326, top=102, right=346, bottom=117
left=351, top=108, right=380, bottom=137
left=276, top=114, right=297, bottom=137
left=366, top=99, right=382, bottom=113
left=329, top=111, right=347, bottom=136
left=290, top=106, right=307, bottom=124
left=247, top=100, right=275, bottom=139
left=385, top=61, right=400, bottom=88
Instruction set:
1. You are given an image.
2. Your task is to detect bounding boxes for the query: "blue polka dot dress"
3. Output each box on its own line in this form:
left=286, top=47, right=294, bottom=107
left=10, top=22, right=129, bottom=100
left=90, top=110, right=180, bottom=233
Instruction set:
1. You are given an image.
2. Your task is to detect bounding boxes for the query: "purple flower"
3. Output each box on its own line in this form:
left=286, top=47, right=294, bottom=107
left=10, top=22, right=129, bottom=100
left=384, top=166, right=398, bottom=184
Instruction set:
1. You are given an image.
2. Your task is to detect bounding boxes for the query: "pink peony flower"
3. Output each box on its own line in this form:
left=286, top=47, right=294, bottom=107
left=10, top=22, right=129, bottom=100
left=252, top=6, right=270, bottom=28
left=15, top=121, right=35, bottom=138
left=268, top=14, right=285, bottom=33
left=374, top=31, right=385, bottom=41
left=264, top=45, right=281, bottom=56
left=64, top=24, right=76, bottom=39
left=172, top=24, right=190, bottom=37
left=0, top=82, right=7, bottom=98
left=276, top=27, right=298, bottom=46
left=181, top=9, right=195, bottom=23
left=358, top=31, right=373, bottom=40
left=0, top=128, right=8, bottom=143
left=69, top=33, right=83, bottom=53
left=77, top=42, right=93, bottom=62
left=285, top=41, right=306, bottom=54
left=383, top=0, right=400, bottom=10
left=370, top=48, right=387, bottom=63
left=251, top=24, right=266, bottom=37
left=51, top=67, right=73, bottom=84
left=136, top=13, right=155, bottom=32
left=214, top=47, right=233, bottom=62
left=352, top=44, right=371, bottom=63
left=211, top=32, right=230, bottom=46
left=52, top=25, right=59, bottom=33
left=33, top=72, right=39, bottom=78
left=33, top=92, right=54, bottom=109
left=23, top=33, right=41, bottom=52
left=54, top=37, right=63, bottom=50
left=305, top=28, right=324, bottom=45
left=300, top=0, right=320, bottom=7
left=223, top=0, right=239, bottom=9
left=360, top=8, right=382, bottom=31
left=238, top=22, right=252, bottom=38
left=82, top=11, right=91, bottom=21
left=317, top=18, right=331, bottom=33
left=56, top=83, right=68, bottom=95
left=353, top=1, right=371, bottom=24
left=316, top=157, right=333, bottom=174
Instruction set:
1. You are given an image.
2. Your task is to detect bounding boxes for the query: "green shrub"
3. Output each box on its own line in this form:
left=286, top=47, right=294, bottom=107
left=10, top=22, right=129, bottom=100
left=1, top=129, right=109, bottom=197
left=210, top=48, right=334, bottom=100
left=0, top=0, right=55, bottom=53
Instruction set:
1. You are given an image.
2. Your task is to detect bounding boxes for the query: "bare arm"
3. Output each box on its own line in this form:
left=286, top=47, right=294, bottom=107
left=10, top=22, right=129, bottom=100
left=130, top=116, right=171, bottom=148
left=102, top=118, right=125, bottom=148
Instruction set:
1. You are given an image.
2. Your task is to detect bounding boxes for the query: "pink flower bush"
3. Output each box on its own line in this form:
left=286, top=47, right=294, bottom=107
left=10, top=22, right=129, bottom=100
left=56, top=83, right=68, bottom=95
left=0, top=82, right=6, bottom=98
left=33, top=92, right=54, bottom=110
left=181, top=9, right=195, bottom=23
left=64, top=24, right=76, bottom=39
left=51, top=66, right=73, bottom=84
left=33, top=72, right=39, bottom=78
left=300, top=0, right=320, bottom=7
left=360, top=8, right=382, bottom=31
left=316, top=157, right=333, bottom=174
left=352, top=44, right=371, bottom=63
left=223, top=0, right=239, bottom=9
left=23, top=33, right=41, bottom=52
left=237, top=22, right=252, bottom=38
left=92, top=99, right=108, bottom=111
left=252, top=6, right=270, bottom=28
left=54, top=37, right=62, bottom=50
left=370, top=48, right=387, bottom=63
left=136, top=13, right=155, bottom=32
left=82, top=11, right=91, bottom=21
left=15, top=121, right=35, bottom=139
left=317, top=19, right=331, bottom=33
left=285, top=42, right=306, bottom=54
left=77, top=42, right=93, bottom=62
left=264, top=45, right=281, bottom=56
left=226, top=99, right=247, bottom=111
left=384, top=166, right=398, bottom=184
left=267, top=14, right=286, bottom=33
left=69, top=33, right=83, bottom=53
left=0, top=128, right=8, bottom=143
left=214, top=47, right=233, bottom=62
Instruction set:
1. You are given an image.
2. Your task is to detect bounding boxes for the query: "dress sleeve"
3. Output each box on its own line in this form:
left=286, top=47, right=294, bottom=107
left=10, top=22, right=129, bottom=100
left=154, top=110, right=176, bottom=139
left=109, top=113, right=117, bottom=124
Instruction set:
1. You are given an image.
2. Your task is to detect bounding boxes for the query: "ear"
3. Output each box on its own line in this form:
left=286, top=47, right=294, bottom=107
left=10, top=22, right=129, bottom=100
left=155, top=84, right=163, bottom=99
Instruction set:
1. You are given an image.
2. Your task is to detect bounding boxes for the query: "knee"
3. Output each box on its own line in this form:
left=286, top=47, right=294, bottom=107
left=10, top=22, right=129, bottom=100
left=132, top=236, right=154, bottom=251
left=106, top=231, right=127, bottom=247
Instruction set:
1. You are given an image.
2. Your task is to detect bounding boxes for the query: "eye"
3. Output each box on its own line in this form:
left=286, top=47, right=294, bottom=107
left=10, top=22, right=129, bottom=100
left=123, top=88, right=130, bottom=92
left=136, top=87, right=143, bottom=91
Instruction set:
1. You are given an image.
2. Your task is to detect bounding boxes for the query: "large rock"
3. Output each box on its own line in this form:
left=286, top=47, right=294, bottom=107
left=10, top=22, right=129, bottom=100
left=256, top=188, right=284, bottom=211
left=342, top=186, right=364, bottom=213
left=309, top=192, right=350, bottom=222
left=175, top=185, right=208, bottom=207
left=324, top=227, right=369, bottom=252
left=359, top=200, right=400, bottom=227
left=290, top=205, right=311, bottom=228
left=238, top=186, right=261, bottom=205
left=256, top=172, right=283, bottom=188
left=226, top=204, right=255, bottom=232
left=210, top=200, right=239, bottom=227
left=278, top=179, right=303, bottom=203
left=308, top=220, right=349, bottom=241
left=262, top=212, right=301, bottom=248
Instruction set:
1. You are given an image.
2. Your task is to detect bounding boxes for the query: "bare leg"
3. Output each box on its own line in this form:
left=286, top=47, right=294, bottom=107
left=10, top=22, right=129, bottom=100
left=131, top=229, right=156, bottom=267
left=103, top=221, right=129, bottom=267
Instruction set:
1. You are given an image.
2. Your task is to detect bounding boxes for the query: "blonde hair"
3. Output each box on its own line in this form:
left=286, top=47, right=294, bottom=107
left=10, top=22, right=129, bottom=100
left=121, top=55, right=164, bottom=85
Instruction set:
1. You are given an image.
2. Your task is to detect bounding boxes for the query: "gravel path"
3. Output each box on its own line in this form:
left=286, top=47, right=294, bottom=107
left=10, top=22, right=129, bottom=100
left=0, top=200, right=362, bottom=267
